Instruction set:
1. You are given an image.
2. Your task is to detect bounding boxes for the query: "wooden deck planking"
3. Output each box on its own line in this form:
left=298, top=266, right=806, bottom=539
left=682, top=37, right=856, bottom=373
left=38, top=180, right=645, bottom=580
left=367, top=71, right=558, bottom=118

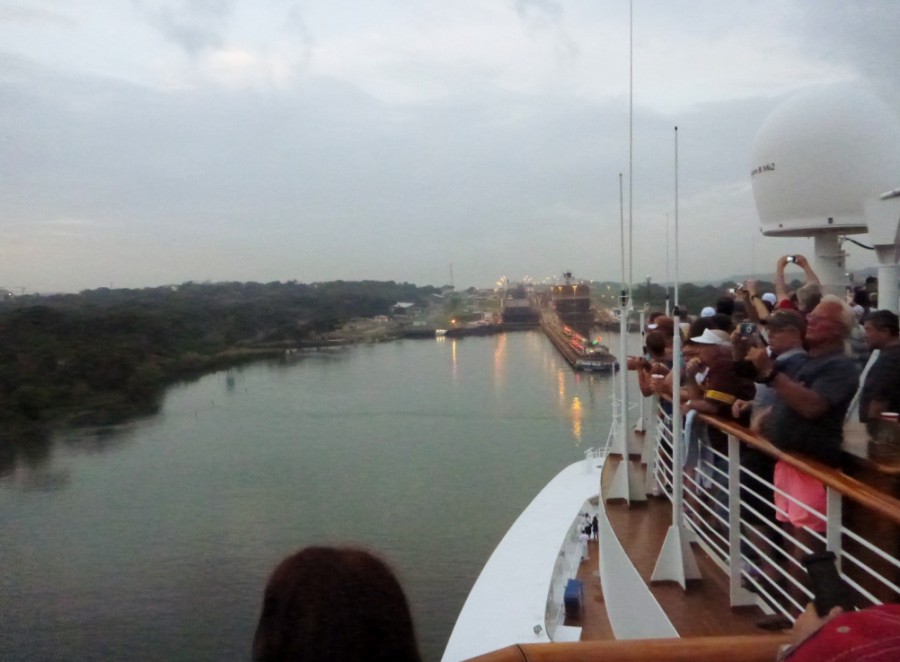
left=599, top=457, right=770, bottom=639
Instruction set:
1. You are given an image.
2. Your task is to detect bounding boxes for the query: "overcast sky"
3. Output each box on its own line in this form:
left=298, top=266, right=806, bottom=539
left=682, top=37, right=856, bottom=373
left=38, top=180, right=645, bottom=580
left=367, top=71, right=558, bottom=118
left=2, top=1, right=899, bottom=293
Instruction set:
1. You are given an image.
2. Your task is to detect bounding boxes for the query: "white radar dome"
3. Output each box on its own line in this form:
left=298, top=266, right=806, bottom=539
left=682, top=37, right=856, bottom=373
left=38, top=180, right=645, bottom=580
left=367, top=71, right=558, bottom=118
left=750, top=84, right=900, bottom=237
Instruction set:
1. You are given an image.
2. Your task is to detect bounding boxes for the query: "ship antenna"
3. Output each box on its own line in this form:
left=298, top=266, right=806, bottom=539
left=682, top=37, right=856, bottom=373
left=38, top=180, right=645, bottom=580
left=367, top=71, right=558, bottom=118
left=665, top=212, right=671, bottom=316
left=651, top=124, right=701, bottom=586
left=673, top=125, right=679, bottom=307
left=627, top=0, right=634, bottom=303
left=619, top=173, right=626, bottom=293
left=606, top=0, right=644, bottom=503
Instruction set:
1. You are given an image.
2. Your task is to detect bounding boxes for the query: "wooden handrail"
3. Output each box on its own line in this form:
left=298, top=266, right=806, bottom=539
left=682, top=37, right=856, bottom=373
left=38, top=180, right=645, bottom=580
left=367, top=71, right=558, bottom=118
left=466, top=633, right=790, bottom=662
left=692, top=409, right=900, bottom=526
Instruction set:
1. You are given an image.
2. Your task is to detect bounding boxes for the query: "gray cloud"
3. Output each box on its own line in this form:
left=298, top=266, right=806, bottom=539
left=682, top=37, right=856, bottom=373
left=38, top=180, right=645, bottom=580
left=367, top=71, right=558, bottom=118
left=0, top=7, right=75, bottom=27
left=1, top=48, right=804, bottom=292
left=514, top=0, right=563, bottom=21
left=512, top=0, right=579, bottom=62
left=133, top=0, right=237, bottom=55
left=795, top=1, right=900, bottom=102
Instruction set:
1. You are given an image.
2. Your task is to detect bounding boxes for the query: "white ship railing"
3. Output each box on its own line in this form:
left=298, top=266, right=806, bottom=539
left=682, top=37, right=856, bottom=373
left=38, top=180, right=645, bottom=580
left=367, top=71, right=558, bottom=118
left=650, top=397, right=900, bottom=622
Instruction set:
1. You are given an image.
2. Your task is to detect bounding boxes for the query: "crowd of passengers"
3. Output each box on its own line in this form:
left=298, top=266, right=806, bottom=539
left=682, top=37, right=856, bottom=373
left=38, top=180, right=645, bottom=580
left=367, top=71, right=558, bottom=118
left=629, top=254, right=900, bottom=629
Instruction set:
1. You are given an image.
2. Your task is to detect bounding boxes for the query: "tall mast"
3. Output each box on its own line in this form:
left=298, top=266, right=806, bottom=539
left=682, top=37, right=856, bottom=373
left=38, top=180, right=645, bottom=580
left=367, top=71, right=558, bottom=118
left=627, top=0, right=634, bottom=301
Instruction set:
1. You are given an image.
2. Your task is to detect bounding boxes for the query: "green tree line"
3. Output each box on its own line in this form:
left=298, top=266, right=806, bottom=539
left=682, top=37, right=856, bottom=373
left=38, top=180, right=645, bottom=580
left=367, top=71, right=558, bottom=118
left=591, top=279, right=781, bottom=317
left=0, top=280, right=438, bottom=427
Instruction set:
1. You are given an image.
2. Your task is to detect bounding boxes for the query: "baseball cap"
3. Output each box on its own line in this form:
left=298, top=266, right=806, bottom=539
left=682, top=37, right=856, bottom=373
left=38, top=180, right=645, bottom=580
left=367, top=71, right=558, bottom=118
left=689, top=328, right=731, bottom=346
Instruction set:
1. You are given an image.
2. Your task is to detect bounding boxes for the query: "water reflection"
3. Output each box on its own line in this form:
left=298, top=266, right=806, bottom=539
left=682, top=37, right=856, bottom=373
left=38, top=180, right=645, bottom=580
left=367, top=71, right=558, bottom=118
left=451, top=339, right=459, bottom=380
left=492, top=333, right=507, bottom=392
left=62, top=425, right=139, bottom=455
left=19, top=467, right=72, bottom=492
left=570, top=396, right=583, bottom=443
left=0, top=427, right=52, bottom=477
left=0, top=397, right=161, bottom=480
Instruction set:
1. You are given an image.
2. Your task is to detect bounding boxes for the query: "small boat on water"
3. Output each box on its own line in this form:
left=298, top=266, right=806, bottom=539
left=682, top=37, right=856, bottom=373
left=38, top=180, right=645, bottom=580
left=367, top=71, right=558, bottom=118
left=574, top=344, right=619, bottom=373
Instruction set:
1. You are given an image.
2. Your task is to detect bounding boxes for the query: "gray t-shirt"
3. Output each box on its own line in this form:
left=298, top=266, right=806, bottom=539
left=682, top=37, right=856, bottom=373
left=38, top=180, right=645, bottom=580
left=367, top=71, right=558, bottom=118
left=763, top=350, right=860, bottom=467
left=753, top=348, right=807, bottom=410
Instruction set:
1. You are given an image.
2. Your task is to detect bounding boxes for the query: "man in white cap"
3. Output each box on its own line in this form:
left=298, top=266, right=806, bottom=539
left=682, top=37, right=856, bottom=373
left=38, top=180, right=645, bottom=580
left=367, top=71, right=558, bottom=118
left=680, top=328, right=757, bottom=535
left=681, top=328, right=755, bottom=424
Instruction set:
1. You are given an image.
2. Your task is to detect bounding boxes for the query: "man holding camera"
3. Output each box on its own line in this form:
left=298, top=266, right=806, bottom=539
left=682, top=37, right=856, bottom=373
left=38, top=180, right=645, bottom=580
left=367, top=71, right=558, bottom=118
left=748, top=296, right=859, bottom=606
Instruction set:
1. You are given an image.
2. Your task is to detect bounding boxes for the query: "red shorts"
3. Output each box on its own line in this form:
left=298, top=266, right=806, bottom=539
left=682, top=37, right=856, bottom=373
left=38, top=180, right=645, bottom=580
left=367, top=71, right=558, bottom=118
left=774, top=461, right=827, bottom=532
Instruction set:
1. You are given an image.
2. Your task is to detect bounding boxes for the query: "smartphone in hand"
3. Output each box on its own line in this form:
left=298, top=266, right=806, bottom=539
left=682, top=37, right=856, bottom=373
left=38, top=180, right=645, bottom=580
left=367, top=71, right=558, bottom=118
left=802, top=551, right=855, bottom=617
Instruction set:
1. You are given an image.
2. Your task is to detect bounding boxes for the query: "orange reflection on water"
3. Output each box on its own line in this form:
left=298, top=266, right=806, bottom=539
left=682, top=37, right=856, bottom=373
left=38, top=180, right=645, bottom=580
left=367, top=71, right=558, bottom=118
left=570, top=396, right=584, bottom=444
left=557, top=368, right=566, bottom=403
left=493, top=333, right=507, bottom=391
left=451, top=339, right=458, bottom=380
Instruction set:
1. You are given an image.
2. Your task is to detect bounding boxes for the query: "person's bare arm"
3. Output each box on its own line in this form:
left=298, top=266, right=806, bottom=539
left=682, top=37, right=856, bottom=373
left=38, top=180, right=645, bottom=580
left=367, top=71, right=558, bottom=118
left=683, top=397, right=719, bottom=415
left=732, top=398, right=751, bottom=419
left=795, top=254, right=821, bottom=286
left=749, top=347, right=830, bottom=419
left=743, top=279, right=769, bottom=321
left=777, top=603, right=843, bottom=660
left=774, top=256, right=789, bottom=303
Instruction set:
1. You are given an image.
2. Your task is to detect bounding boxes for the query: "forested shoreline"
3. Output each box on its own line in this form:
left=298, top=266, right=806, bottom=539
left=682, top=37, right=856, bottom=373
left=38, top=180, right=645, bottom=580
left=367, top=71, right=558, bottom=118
left=0, top=280, right=440, bottom=433
left=0, top=277, right=778, bottom=438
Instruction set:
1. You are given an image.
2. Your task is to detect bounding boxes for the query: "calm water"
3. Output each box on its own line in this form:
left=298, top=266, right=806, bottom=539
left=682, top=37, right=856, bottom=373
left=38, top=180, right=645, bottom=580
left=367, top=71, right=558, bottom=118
left=1, top=330, right=632, bottom=661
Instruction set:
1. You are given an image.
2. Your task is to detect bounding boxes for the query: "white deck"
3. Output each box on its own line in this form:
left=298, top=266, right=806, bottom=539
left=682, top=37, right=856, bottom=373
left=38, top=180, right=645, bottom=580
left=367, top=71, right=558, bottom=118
left=441, top=457, right=602, bottom=662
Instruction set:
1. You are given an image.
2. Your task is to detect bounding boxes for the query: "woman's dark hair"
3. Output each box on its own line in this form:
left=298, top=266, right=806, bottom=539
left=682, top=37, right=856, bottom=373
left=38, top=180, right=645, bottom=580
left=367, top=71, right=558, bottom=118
left=645, top=330, right=667, bottom=359
left=709, top=312, right=735, bottom=333
left=715, top=296, right=735, bottom=317
left=687, top=316, right=716, bottom=340
left=253, top=546, right=422, bottom=662
left=853, top=287, right=872, bottom=309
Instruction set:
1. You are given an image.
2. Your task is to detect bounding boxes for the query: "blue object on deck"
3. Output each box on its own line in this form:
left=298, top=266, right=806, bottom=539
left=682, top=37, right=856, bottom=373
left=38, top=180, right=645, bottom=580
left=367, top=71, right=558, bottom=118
left=564, top=578, right=584, bottom=619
